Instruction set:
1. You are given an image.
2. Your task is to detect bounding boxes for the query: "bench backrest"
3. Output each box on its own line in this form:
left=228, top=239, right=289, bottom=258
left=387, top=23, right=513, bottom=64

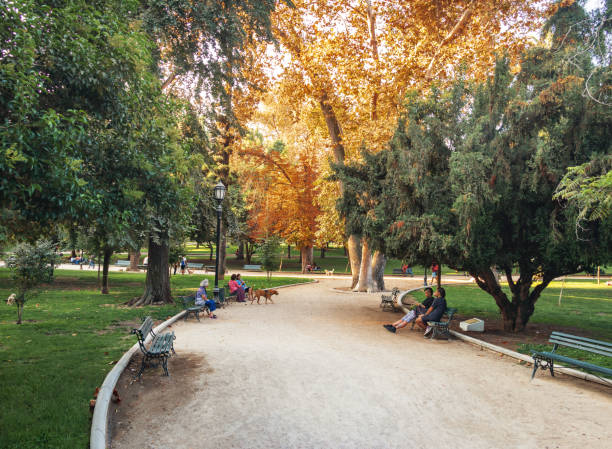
left=243, top=264, right=261, bottom=270
left=444, top=307, right=457, bottom=322
left=132, top=316, right=154, bottom=342
left=116, top=260, right=130, bottom=266
left=549, top=331, right=612, bottom=357
left=187, top=263, right=203, bottom=268
left=179, top=295, right=196, bottom=308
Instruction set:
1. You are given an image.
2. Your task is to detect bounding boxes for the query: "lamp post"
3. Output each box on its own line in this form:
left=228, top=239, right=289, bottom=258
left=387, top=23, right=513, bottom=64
left=213, top=181, right=226, bottom=302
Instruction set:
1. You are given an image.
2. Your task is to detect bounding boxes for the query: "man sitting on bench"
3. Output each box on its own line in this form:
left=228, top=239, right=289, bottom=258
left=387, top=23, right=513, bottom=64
left=195, top=279, right=217, bottom=319
left=383, top=287, right=433, bottom=334
left=415, top=287, right=447, bottom=337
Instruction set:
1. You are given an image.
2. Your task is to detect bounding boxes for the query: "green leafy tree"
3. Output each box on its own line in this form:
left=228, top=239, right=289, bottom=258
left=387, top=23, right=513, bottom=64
left=259, top=236, right=281, bottom=281
left=6, top=240, right=59, bottom=324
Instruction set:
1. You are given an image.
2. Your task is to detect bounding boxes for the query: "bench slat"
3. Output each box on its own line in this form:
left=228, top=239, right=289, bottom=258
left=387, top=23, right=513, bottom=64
left=549, top=338, right=612, bottom=358
left=551, top=331, right=612, bottom=349
left=533, top=351, right=612, bottom=376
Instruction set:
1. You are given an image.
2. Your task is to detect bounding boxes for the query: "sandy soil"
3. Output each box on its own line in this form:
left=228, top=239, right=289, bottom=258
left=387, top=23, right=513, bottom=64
left=110, top=278, right=612, bottom=449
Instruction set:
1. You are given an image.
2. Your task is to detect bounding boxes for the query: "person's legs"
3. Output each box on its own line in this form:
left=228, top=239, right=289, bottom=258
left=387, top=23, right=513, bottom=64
left=415, top=316, right=427, bottom=330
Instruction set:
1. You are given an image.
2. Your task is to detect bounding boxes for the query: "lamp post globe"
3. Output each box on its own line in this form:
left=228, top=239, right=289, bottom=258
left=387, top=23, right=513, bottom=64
left=213, top=182, right=226, bottom=302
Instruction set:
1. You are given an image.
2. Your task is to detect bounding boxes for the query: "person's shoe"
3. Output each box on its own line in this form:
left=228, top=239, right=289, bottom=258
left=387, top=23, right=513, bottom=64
left=423, top=326, right=433, bottom=337
left=384, top=325, right=396, bottom=334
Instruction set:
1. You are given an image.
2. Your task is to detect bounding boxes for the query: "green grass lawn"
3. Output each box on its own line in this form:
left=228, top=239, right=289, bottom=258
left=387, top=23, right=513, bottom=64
left=408, top=280, right=612, bottom=372
left=0, top=269, right=308, bottom=449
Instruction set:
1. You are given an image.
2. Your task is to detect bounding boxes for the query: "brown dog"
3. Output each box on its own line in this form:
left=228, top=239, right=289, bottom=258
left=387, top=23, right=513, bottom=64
left=252, top=289, right=279, bottom=304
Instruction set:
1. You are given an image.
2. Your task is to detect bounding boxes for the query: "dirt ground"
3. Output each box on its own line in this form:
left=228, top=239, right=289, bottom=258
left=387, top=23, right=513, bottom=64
left=110, top=278, right=612, bottom=449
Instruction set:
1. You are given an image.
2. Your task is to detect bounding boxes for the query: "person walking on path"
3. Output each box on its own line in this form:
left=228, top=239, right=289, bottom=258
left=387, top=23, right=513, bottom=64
left=384, top=287, right=434, bottom=333
left=180, top=256, right=187, bottom=275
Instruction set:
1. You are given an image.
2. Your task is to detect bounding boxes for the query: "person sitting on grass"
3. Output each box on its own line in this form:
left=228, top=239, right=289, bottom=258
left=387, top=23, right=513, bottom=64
left=383, top=287, right=434, bottom=334
left=415, top=287, right=447, bottom=337
left=195, top=279, right=217, bottom=319
left=229, top=274, right=246, bottom=302
left=236, top=273, right=253, bottom=301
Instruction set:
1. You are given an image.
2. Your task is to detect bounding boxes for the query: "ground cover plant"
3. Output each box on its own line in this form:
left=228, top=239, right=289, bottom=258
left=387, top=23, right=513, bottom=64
left=407, top=280, right=612, bottom=372
left=0, top=268, right=307, bottom=449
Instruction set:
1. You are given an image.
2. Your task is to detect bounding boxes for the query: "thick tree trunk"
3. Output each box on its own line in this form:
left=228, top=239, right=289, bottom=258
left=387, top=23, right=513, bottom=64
left=320, top=247, right=325, bottom=258
left=287, top=245, right=291, bottom=259
left=128, top=249, right=140, bottom=271
left=128, top=234, right=172, bottom=306
left=16, top=300, right=23, bottom=324
left=101, top=248, right=112, bottom=294
left=347, top=235, right=361, bottom=289
left=371, top=250, right=386, bottom=292
left=219, top=222, right=226, bottom=280
left=236, top=241, right=244, bottom=260
left=355, top=238, right=373, bottom=292
left=209, top=243, right=214, bottom=261
left=437, top=263, right=442, bottom=289
left=300, top=246, right=314, bottom=273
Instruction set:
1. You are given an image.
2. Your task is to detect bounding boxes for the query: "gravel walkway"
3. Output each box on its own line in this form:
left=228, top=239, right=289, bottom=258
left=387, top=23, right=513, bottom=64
left=111, top=278, right=612, bottom=449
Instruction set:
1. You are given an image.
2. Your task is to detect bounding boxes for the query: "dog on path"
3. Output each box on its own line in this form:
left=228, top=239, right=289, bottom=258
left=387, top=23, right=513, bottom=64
left=325, top=269, right=334, bottom=276
left=252, top=289, right=279, bottom=304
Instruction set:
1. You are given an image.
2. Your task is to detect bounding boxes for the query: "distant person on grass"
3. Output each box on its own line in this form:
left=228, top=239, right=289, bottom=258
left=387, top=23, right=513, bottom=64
left=384, top=287, right=434, bottom=333
left=195, top=279, right=217, bottom=319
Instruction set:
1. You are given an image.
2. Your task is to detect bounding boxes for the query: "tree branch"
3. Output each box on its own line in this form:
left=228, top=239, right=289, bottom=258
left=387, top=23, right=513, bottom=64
left=161, top=73, right=178, bottom=90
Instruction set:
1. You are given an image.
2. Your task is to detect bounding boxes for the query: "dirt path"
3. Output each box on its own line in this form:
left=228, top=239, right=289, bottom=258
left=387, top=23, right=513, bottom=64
left=110, top=278, right=611, bottom=449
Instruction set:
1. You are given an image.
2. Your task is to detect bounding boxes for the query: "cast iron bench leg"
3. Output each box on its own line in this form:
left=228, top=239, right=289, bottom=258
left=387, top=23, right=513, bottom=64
left=531, top=358, right=540, bottom=379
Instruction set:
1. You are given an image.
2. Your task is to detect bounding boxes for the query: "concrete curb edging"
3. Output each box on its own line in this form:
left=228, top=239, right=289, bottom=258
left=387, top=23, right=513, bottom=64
left=90, top=310, right=187, bottom=449
left=395, top=285, right=611, bottom=388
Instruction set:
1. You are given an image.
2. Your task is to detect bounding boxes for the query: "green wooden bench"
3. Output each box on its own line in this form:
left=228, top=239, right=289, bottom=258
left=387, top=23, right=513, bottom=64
left=380, top=287, right=400, bottom=312
left=414, top=307, right=457, bottom=340
left=531, top=332, right=612, bottom=380
left=220, top=284, right=237, bottom=306
left=131, top=317, right=175, bottom=378
left=115, top=260, right=130, bottom=267
left=243, top=264, right=262, bottom=271
left=179, top=295, right=208, bottom=322
left=187, top=262, right=204, bottom=270
left=204, top=265, right=216, bottom=272
left=392, top=268, right=413, bottom=276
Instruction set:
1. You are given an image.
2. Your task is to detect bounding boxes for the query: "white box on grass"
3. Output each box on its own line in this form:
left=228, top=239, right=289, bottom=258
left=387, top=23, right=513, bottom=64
left=460, top=318, right=485, bottom=332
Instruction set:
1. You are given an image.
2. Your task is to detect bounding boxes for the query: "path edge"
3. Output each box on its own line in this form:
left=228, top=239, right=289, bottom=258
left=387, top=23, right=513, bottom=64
left=397, top=286, right=611, bottom=387
left=90, top=311, right=186, bottom=449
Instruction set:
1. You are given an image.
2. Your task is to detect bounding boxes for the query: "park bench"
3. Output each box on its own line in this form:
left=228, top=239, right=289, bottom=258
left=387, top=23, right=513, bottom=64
left=115, top=260, right=130, bottom=267
left=412, top=307, right=458, bottom=340
left=243, top=264, right=262, bottom=271
left=179, top=295, right=208, bottom=322
left=531, top=331, right=612, bottom=380
left=131, top=316, right=175, bottom=378
left=204, top=265, right=216, bottom=273
left=187, top=262, right=204, bottom=270
left=220, top=284, right=237, bottom=306
left=380, top=287, right=401, bottom=312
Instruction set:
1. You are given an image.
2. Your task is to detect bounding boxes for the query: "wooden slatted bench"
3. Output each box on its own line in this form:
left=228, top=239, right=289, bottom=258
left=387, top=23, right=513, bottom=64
left=187, top=262, right=204, bottom=270
left=531, top=331, right=612, bottom=380
left=179, top=295, right=208, bottom=321
left=115, top=260, right=130, bottom=267
left=380, top=287, right=400, bottom=311
left=243, top=264, right=262, bottom=271
left=204, top=265, right=216, bottom=272
left=415, top=307, right=458, bottom=340
left=131, top=317, right=175, bottom=378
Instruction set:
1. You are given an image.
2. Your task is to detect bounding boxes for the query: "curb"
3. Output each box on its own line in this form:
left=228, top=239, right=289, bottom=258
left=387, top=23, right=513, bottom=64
left=90, top=310, right=186, bottom=449
left=395, top=286, right=612, bottom=388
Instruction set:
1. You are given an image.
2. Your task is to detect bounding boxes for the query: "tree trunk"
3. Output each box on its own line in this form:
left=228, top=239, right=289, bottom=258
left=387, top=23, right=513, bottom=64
left=320, top=247, right=325, bottom=258
left=287, top=245, right=291, bottom=259
left=236, top=241, right=244, bottom=260
left=209, top=243, right=214, bottom=260
left=371, top=250, right=386, bottom=292
left=347, top=235, right=362, bottom=289
left=128, top=248, right=140, bottom=271
left=219, top=222, right=226, bottom=280
left=16, top=300, right=23, bottom=325
left=128, top=234, right=172, bottom=306
left=101, top=248, right=112, bottom=294
left=437, top=263, right=442, bottom=289
left=300, top=246, right=314, bottom=273
left=355, top=238, right=373, bottom=292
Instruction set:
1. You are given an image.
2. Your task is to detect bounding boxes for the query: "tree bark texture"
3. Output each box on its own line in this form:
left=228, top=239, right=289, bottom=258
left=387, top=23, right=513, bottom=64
left=128, top=249, right=140, bottom=271
left=101, top=247, right=112, bottom=294
left=470, top=267, right=554, bottom=331
left=129, top=234, right=173, bottom=306
left=287, top=245, right=291, bottom=259
left=236, top=241, right=244, bottom=260
left=355, top=238, right=373, bottom=292
left=371, top=250, right=386, bottom=292
left=437, top=263, right=442, bottom=289
left=347, top=235, right=362, bottom=289
left=301, top=246, right=314, bottom=273
left=320, top=247, right=325, bottom=258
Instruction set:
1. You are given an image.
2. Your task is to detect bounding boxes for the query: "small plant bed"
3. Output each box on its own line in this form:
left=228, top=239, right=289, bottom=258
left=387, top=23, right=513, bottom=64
left=0, top=268, right=309, bottom=448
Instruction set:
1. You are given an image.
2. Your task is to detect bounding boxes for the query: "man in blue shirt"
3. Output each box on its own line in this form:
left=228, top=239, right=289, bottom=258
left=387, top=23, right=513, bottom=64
left=415, top=287, right=447, bottom=336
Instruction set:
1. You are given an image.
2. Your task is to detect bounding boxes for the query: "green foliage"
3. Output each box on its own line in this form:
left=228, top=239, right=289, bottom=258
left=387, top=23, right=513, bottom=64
left=259, top=236, right=281, bottom=280
left=6, top=240, right=60, bottom=324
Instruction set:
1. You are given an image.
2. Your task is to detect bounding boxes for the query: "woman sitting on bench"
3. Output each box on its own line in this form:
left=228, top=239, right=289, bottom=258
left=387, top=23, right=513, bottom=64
left=229, top=274, right=247, bottom=302
left=195, top=279, right=217, bottom=319
left=236, top=274, right=253, bottom=301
